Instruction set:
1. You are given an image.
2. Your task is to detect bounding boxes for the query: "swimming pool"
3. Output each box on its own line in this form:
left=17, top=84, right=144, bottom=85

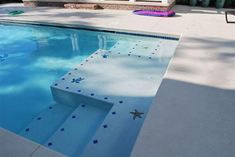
left=0, top=22, right=179, bottom=157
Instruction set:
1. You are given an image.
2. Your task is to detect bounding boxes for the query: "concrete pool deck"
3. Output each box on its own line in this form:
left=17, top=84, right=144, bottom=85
left=0, top=3, right=235, bottom=157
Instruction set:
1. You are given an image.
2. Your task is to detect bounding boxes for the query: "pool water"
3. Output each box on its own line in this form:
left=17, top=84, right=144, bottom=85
left=0, top=23, right=118, bottom=132
left=0, top=23, right=178, bottom=157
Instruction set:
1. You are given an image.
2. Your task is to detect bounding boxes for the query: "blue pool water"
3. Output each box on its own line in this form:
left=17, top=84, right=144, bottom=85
left=0, top=23, right=118, bottom=132
left=0, top=23, right=178, bottom=157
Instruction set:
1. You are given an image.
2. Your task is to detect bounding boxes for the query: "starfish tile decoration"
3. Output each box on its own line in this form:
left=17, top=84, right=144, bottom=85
left=71, top=77, right=85, bottom=83
left=130, top=109, right=144, bottom=120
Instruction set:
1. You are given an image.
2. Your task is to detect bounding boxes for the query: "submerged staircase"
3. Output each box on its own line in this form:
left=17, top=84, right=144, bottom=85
left=20, top=101, right=112, bottom=157
left=19, top=37, right=178, bottom=157
left=20, top=103, right=74, bottom=144
left=44, top=102, right=111, bottom=157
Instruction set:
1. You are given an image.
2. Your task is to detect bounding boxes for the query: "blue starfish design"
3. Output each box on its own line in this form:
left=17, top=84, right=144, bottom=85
left=130, top=109, right=144, bottom=120
left=71, top=77, right=85, bottom=83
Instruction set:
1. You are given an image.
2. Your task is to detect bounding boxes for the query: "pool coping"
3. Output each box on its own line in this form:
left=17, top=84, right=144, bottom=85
left=0, top=127, right=67, bottom=157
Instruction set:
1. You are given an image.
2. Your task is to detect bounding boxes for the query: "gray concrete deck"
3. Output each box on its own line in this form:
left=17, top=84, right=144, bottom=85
left=0, top=3, right=235, bottom=157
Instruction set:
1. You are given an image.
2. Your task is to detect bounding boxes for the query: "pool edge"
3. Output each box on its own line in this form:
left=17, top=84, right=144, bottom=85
left=0, top=19, right=181, bottom=41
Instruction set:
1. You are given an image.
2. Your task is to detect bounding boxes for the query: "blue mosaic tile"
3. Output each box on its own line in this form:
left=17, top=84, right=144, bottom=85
left=103, top=124, right=108, bottom=128
left=48, top=142, right=53, bottom=146
left=93, top=140, right=98, bottom=144
left=102, top=54, right=108, bottom=58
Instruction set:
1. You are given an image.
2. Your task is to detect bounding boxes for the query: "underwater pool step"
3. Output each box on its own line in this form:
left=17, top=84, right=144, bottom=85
left=44, top=102, right=112, bottom=157
left=49, top=38, right=179, bottom=157
left=110, top=40, right=159, bottom=57
left=20, top=103, right=74, bottom=144
left=50, top=49, right=169, bottom=157
left=110, top=39, right=176, bottom=58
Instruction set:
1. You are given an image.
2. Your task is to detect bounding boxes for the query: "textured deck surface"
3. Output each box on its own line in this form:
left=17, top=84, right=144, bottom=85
left=0, top=3, right=234, bottom=157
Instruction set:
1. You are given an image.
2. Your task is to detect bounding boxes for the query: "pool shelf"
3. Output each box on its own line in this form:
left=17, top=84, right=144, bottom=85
left=50, top=38, right=178, bottom=157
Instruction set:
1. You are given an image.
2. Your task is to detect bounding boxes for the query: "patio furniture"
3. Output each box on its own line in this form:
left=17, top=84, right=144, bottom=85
left=225, top=10, right=235, bottom=23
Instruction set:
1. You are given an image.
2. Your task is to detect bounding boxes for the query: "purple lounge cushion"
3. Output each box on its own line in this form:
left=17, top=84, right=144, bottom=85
left=133, top=10, right=175, bottom=17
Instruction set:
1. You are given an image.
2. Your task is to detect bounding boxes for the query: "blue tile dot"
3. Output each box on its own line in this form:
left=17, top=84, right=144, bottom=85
left=103, top=124, right=108, bottom=128
left=93, top=140, right=98, bottom=144
left=90, top=93, right=94, bottom=96
left=68, top=73, right=71, bottom=75
left=37, top=117, right=42, bottom=120
left=104, top=97, right=108, bottom=100
left=49, top=106, right=53, bottom=109
left=62, top=78, right=65, bottom=80
left=91, top=56, right=93, bottom=58
left=112, top=112, right=116, bottom=115
left=54, top=83, right=58, bottom=86
left=138, top=56, right=141, bottom=58
left=128, top=54, right=130, bottom=56
left=60, top=128, right=65, bottom=131
left=81, top=104, right=85, bottom=107
left=72, top=115, right=76, bottom=119
left=74, top=68, right=78, bottom=70
left=149, top=57, right=152, bottom=59
left=86, top=60, right=88, bottom=62
left=81, top=64, right=83, bottom=66
left=25, top=128, right=30, bottom=132
left=66, top=87, right=69, bottom=89
left=48, top=142, right=52, bottom=146
left=119, top=101, right=123, bottom=104
left=77, top=90, right=81, bottom=92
